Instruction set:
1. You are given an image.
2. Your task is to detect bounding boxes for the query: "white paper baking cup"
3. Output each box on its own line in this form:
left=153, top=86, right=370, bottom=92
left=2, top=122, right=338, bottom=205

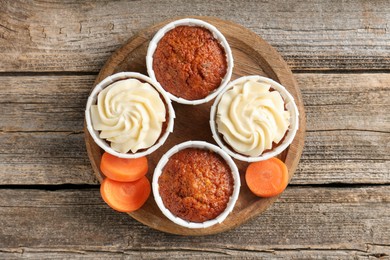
left=210, top=75, right=299, bottom=162
left=85, top=72, right=175, bottom=159
left=152, top=141, right=240, bottom=229
left=146, top=18, right=234, bottom=105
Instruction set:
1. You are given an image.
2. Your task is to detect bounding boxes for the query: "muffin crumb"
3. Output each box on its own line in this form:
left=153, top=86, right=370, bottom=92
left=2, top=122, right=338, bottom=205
left=158, top=148, right=234, bottom=223
left=153, top=26, right=227, bottom=100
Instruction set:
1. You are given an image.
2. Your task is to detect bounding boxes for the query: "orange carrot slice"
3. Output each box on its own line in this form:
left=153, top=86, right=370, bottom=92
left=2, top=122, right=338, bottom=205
left=245, top=157, right=289, bottom=198
left=100, top=176, right=150, bottom=212
left=100, top=152, right=148, bottom=182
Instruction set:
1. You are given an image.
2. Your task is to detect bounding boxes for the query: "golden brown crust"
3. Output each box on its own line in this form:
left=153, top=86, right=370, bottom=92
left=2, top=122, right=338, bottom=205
left=158, top=148, right=234, bottom=223
left=153, top=26, right=227, bottom=100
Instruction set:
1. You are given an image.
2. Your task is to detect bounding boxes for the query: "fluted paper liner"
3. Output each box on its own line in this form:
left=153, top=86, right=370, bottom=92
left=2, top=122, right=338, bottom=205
left=152, top=141, right=241, bottom=229
left=146, top=18, right=234, bottom=105
left=85, top=72, right=175, bottom=159
left=210, top=75, right=300, bottom=162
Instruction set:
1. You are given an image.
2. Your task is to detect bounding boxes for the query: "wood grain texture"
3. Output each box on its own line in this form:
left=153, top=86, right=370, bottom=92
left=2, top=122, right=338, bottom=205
left=83, top=16, right=305, bottom=235
left=1, top=0, right=390, bottom=72
left=2, top=250, right=387, bottom=260
left=1, top=73, right=388, bottom=133
left=0, top=76, right=91, bottom=132
left=0, top=132, right=97, bottom=185
left=0, top=74, right=388, bottom=185
left=0, top=130, right=387, bottom=185
left=0, top=0, right=388, bottom=257
left=0, top=187, right=388, bottom=258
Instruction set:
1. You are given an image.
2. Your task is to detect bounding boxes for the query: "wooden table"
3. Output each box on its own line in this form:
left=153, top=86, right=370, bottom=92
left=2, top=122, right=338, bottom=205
left=1, top=1, right=389, bottom=258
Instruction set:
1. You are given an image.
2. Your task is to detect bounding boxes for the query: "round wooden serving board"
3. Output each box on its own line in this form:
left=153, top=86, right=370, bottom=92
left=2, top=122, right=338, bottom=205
left=84, top=16, right=306, bottom=236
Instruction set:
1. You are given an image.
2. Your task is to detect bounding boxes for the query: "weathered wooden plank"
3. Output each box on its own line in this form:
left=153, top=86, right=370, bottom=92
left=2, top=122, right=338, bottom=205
left=300, top=73, right=390, bottom=132
left=1, top=73, right=388, bottom=132
left=0, top=76, right=92, bottom=132
left=1, top=0, right=390, bottom=72
left=0, top=247, right=388, bottom=259
left=0, top=130, right=388, bottom=185
left=293, top=131, right=389, bottom=185
left=0, top=132, right=98, bottom=185
left=0, top=187, right=388, bottom=258
left=0, top=73, right=388, bottom=185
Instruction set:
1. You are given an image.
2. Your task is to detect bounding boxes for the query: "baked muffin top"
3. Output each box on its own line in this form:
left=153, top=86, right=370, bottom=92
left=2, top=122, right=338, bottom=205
left=158, top=148, right=234, bottom=223
left=153, top=26, right=227, bottom=100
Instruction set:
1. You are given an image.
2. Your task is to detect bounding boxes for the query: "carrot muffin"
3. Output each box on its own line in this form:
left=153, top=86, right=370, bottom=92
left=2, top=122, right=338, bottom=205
left=215, top=77, right=291, bottom=157
left=158, top=148, right=234, bottom=223
left=152, top=26, right=228, bottom=100
left=90, top=78, right=168, bottom=154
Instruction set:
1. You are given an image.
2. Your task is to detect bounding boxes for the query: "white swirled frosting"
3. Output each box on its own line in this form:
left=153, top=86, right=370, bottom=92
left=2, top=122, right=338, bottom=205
left=216, top=79, right=290, bottom=157
left=90, top=78, right=166, bottom=154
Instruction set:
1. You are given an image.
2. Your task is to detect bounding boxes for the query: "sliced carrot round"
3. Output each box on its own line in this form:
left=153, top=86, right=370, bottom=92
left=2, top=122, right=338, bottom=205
left=245, top=157, right=289, bottom=198
left=100, top=176, right=151, bottom=212
left=100, top=152, right=148, bottom=182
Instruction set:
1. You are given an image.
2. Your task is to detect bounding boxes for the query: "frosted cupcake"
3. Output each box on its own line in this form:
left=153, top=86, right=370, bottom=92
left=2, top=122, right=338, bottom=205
left=85, top=72, right=175, bottom=158
left=210, top=76, right=299, bottom=162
